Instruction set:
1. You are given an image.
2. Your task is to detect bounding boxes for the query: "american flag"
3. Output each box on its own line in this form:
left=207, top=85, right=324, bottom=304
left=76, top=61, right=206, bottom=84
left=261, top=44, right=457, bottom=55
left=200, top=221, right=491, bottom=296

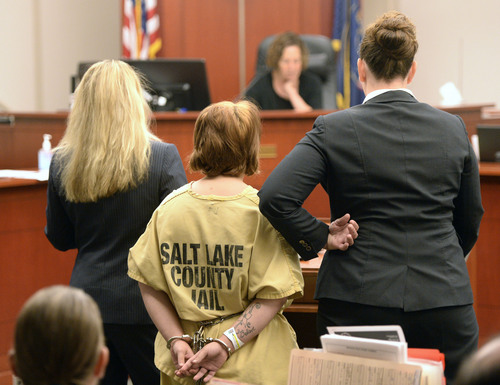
left=122, top=0, right=162, bottom=59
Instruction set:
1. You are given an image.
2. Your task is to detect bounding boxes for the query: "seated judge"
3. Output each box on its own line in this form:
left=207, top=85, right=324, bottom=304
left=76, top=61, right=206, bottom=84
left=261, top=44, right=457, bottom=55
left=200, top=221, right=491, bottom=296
left=244, top=31, right=323, bottom=112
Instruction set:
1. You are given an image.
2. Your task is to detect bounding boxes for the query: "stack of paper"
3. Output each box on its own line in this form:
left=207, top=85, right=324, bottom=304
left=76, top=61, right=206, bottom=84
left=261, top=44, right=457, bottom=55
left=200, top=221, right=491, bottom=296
left=322, top=325, right=407, bottom=363
left=288, top=349, right=422, bottom=385
left=287, top=325, right=444, bottom=385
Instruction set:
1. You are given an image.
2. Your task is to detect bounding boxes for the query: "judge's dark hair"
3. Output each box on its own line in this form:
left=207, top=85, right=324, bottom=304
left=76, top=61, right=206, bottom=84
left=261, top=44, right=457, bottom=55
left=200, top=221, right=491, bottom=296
left=359, top=10, right=418, bottom=81
left=189, top=100, right=261, bottom=177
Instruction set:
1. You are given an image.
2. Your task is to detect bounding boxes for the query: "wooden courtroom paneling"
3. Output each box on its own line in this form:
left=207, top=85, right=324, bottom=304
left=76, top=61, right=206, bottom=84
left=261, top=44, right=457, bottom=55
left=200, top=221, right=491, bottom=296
left=244, top=0, right=334, bottom=86
left=0, top=113, right=68, bottom=170
left=155, top=0, right=334, bottom=102
left=441, top=104, right=494, bottom=137
left=157, top=0, right=241, bottom=103
left=153, top=110, right=331, bottom=219
left=475, top=165, right=500, bottom=344
left=0, top=181, right=75, bottom=385
left=285, top=255, right=324, bottom=349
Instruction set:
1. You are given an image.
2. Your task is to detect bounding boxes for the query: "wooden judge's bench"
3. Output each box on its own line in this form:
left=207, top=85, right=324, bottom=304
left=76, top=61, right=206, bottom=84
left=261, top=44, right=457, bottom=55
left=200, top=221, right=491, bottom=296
left=1, top=106, right=500, bottom=384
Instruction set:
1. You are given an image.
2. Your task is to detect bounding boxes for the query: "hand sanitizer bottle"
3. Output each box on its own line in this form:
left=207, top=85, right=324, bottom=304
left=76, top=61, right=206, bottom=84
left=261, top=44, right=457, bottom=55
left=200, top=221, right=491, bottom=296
left=38, top=134, right=53, bottom=171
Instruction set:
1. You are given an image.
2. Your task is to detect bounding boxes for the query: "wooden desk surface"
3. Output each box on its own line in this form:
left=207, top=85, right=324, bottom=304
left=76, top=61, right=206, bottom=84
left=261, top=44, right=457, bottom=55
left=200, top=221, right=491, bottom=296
left=479, top=161, right=500, bottom=176
left=285, top=254, right=324, bottom=314
left=0, top=105, right=487, bottom=169
left=0, top=180, right=75, bottom=385
left=0, top=177, right=45, bottom=188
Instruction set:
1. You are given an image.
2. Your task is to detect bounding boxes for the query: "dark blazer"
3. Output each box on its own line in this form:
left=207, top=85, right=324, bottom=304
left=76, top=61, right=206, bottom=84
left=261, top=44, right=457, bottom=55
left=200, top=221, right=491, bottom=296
left=45, top=140, right=187, bottom=323
left=259, top=90, right=484, bottom=311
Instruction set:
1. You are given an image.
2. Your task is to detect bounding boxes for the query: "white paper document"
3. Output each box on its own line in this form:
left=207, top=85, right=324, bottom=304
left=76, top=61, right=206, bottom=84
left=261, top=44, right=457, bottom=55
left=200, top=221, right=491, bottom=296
left=321, top=330, right=407, bottom=363
left=287, top=349, right=421, bottom=385
left=327, top=325, right=406, bottom=342
left=316, top=325, right=444, bottom=385
left=0, top=169, right=48, bottom=181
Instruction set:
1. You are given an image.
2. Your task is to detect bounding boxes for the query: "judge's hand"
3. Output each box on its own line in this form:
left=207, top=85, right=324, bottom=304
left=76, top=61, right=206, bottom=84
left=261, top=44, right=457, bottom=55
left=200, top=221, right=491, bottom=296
left=325, top=214, right=359, bottom=251
left=283, top=80, right=312, bottom=112
left=282, top=79, right=299, bottom=99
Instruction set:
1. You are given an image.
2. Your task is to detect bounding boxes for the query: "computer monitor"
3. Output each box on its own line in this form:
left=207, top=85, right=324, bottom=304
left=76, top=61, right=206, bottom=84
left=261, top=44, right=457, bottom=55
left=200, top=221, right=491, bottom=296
left=75, top=59, right=211, bottom=111
left=476, top=125, right=500, bottom=162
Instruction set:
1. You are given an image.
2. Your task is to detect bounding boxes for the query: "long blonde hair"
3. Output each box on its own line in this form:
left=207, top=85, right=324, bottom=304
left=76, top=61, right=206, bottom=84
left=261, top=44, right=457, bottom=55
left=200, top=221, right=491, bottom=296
left=13, top=285, right=105, bottom=385
left=56, top=60, right=159, bottom=202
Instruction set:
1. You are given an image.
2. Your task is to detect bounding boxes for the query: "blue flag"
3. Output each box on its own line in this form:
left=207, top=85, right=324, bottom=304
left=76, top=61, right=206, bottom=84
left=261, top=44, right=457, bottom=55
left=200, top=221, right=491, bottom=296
left=332, top=0, right=364, bottom=109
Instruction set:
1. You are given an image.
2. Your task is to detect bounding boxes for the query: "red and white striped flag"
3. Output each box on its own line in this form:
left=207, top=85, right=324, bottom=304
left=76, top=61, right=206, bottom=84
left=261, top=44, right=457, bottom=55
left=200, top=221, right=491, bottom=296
left=122, top=0, right=162, bottom=59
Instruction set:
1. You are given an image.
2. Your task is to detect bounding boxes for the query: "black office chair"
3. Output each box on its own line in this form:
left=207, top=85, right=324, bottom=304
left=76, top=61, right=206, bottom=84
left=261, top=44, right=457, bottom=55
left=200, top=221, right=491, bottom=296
left=248, top=34, right=337, bottom=110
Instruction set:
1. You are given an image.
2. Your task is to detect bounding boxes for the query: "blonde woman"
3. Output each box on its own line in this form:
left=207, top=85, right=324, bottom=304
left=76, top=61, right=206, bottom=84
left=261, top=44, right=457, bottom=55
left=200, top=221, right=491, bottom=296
left=45, top=60, right=187, bottom=385
left=10, top=285, right=109, bottom=385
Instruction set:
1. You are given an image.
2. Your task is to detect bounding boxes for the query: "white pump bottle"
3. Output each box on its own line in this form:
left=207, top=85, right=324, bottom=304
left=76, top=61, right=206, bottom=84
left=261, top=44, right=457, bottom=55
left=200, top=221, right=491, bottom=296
left=38, top=134, right=53, bottom=171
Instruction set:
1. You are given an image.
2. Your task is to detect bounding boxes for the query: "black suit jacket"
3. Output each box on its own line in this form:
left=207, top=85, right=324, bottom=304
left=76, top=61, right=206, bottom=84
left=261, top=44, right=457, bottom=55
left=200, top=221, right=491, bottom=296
left=45, top=141, right=187, bottom=323
left=259, top=91, right=484, bottom=311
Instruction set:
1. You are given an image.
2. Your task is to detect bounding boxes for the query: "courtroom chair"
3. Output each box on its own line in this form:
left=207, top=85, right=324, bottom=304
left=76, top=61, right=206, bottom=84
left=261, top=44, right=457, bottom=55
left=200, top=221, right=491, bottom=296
left=248, top=33, right=337, bottom=110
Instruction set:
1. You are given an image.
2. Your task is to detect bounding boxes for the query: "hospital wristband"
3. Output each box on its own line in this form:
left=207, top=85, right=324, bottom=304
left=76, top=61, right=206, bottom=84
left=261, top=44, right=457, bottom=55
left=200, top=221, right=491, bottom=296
left=223, top=327, right=244, bottom=351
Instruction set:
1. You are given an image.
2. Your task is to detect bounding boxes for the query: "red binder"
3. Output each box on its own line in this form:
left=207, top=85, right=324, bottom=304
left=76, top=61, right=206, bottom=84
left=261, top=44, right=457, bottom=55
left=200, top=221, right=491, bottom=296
left=408, top=348, right=446, bottom=384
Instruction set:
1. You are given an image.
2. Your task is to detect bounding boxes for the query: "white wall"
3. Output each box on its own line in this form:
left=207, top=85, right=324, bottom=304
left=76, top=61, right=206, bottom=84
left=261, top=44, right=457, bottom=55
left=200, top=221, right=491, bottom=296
left=0, top=1, right=498, bottom=112
left=0, top=0, right=120, bottom=112
left=0, top=1, right=37, bottom=111
left=363, top=0, right=499, bottom=107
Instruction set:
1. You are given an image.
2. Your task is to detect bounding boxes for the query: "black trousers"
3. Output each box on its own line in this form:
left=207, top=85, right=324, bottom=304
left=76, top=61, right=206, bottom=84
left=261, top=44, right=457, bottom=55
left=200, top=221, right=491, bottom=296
left=317, top=299, right=478, bottom=385
left=102, top=323, right=160, bottom=385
